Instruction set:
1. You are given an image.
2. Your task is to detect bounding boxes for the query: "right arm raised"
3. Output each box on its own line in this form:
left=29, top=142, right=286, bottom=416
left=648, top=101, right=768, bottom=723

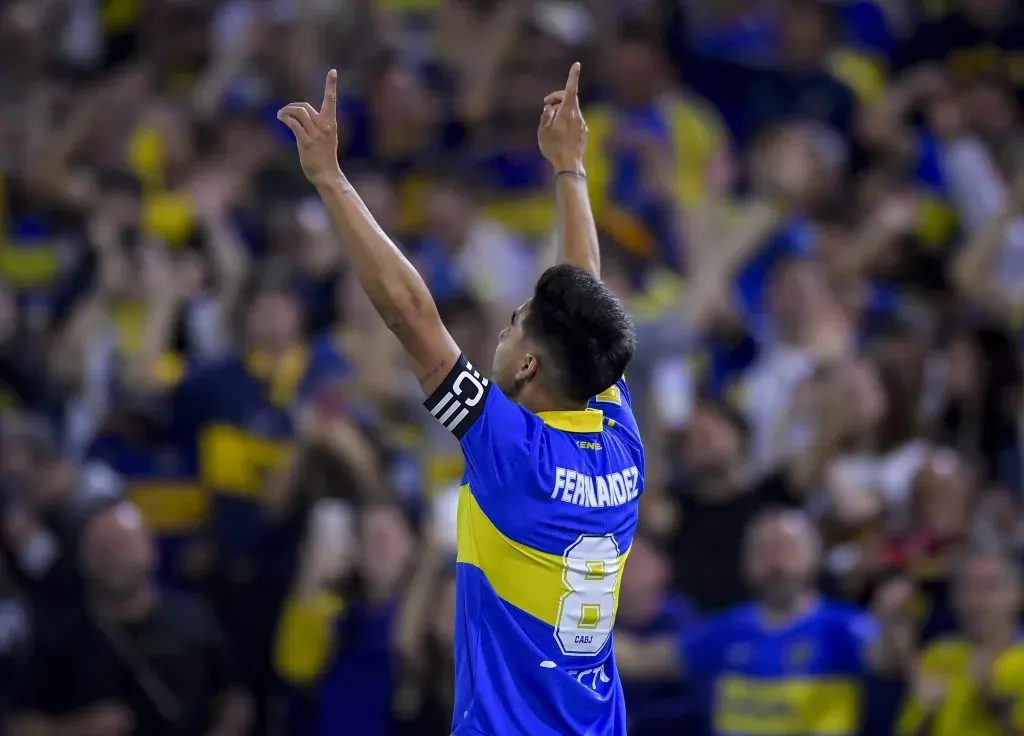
left=278, top=71, right=459, bottom=395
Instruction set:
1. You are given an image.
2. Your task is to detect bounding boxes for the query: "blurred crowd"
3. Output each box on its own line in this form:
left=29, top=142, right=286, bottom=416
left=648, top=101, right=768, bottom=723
left=1, top=0, right=1024, bottom=734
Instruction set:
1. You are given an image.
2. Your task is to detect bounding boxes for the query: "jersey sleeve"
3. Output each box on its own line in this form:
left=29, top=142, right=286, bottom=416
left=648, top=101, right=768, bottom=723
left=588, top=376, right=640, bottom=440
left=423, top=355, right=542, bottom=496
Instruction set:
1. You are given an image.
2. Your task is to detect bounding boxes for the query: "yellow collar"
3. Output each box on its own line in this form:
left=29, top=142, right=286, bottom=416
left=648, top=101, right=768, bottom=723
left=538, top=409, right=604, bottom=434
left=245, top=344, right=309, bottom=407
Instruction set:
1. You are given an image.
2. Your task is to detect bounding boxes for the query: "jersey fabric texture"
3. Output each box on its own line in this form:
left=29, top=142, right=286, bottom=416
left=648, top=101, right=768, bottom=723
left=680, top=600, right=877, bottom=736
left=423, top=355, right=646, bottom=736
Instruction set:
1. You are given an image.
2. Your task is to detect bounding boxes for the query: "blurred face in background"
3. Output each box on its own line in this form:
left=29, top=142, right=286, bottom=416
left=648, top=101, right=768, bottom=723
left=962, top=79, right=1019, bottom=149
left=173, top=250, right=208, bottom=301
left=246, top=288, right=301, bottom=353
left=358, top=505, right=415, bottom=599
left=493, top=62, right=554, bottom=131
left=745, top=511, right=819, bottom=610
left=780, top=0, right=834, bottom=69
left=946, top=334, right=981, bottom=400
left=609, top=37, right=664, bottom=109
left=955, top=553, right=1021, bottom=641
left=29, top=455, right=76, bottom=513
left=681, top=402, right=744, bottom=492
left=372, top=61, right=436, bottom=132
left=220, top=115, right=274, bottom=174
left=617, top=536, right=670, bottom=627
left=81, top=503, right=156, bottom=600
left=425, top=182, right=477, bottom=248
left=750, top=125, right=818, bottom=208
left=912, top=452, right=972, bottom=539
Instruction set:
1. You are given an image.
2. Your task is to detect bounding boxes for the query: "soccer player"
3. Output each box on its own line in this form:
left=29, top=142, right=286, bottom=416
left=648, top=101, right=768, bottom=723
left=277, top=64, right=641, bottom=735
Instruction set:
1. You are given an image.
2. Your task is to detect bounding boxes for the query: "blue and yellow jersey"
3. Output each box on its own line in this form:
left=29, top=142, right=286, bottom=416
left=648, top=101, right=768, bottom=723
left=911, top=132, right=958, bottom=250
left=680, top=600, right=876, bottom=736
left=898, top=632, right=1024, bottom=736
left=170, top=337, right=347, bottom=581
left=423, top=355, right=645, bottom=736
left=585, top=97, right=727, bottom=271
left=86, top=433, right=207, bottom=587
left=475, top=147, right=555, bottom=240
left=0, top=176, right=62, bottom=292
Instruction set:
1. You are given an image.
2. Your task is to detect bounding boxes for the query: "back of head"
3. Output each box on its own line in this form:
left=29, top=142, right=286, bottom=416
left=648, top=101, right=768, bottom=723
left=524, top=264, right=635, bottom=403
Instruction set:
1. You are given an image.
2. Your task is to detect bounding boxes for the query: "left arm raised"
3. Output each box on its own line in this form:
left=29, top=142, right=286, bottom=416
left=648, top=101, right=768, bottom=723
left=278, top=71, right=459, bottom=395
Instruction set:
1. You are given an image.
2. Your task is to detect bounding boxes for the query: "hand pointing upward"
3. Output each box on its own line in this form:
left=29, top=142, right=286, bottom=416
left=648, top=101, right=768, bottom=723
left=538, top=62, right=588, bottom=174
left=277, top=69, right=343, bottom=186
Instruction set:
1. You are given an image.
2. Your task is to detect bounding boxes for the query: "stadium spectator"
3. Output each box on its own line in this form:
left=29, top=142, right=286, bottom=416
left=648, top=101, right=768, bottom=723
left=10, top=500, right=249, bottom=736
left=616, top=508, right=916, bottom=735
left=897, top=548, right=1024, bottom=736
left=3, top=0, right=1024, bottom=734
left=615, top=534, right=699, bottom=736
left=275, top=501, right=417, bottom=736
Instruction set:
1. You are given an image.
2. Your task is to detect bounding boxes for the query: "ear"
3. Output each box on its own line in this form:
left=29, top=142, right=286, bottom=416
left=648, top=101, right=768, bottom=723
left=514, top=353, right=540, bottom=385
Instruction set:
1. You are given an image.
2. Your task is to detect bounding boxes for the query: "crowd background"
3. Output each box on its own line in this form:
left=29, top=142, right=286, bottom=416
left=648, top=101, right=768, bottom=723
left=1, top=0, right=1024, bottom=734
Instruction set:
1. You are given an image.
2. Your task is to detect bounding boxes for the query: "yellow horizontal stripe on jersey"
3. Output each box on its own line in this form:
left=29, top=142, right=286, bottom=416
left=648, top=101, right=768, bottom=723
left=457, top=484, right=627, bottom=627
left=714, top=677, right=861, bottom=736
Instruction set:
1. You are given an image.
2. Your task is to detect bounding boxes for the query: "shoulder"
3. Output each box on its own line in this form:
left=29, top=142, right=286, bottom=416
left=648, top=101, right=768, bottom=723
left=674, top=95, right=728, bottom=142
left=918, top=635, right=970, bottom=670
left=683, top=605, right=758, bottom=662
left=997, top=636, right=1024, bottom=674
left=705, top=603, right=760, bottom=635
left=307, top=332, right=351, bottom=379
left=817, top=600, right=877, bottom=636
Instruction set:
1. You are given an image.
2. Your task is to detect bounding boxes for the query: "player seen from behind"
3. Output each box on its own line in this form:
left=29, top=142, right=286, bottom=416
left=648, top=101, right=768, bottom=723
left=277, top=63, right=642, bottom=736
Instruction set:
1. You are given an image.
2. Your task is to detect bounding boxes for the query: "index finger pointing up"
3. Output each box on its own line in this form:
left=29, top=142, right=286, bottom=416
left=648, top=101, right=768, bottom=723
left=563, top=62, right=581, bottom=109
left=321, top=69, right=338, bottom=122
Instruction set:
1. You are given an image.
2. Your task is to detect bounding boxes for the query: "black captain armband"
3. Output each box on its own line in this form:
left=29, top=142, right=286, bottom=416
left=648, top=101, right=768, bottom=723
left=423, top=355, right=491, bottom=440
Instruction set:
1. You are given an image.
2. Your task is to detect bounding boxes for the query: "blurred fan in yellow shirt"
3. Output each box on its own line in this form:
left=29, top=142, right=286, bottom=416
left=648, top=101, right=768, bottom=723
left=898, top=549, right=1024, bottom=736
left=585, top=20, right=728, bottom=272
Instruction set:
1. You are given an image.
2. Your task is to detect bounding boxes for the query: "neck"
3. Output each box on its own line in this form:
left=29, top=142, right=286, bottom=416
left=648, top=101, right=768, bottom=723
left=91, top=582, right=158, bottom=624
left=761, top=591, right=816, bottom=626
left=972, top=623, right=1018, bottom=651
left=523, top=396, right=589, bottom=415
left=254, top=342, right=293, bottom=360
left=517, top=383, right=588, bottom=415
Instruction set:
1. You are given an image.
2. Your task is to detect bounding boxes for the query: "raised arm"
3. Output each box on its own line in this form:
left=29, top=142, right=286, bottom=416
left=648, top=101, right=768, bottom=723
left=277, top=71, right=459, bottom=395
left=538, top=63, right=600, bottom=277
